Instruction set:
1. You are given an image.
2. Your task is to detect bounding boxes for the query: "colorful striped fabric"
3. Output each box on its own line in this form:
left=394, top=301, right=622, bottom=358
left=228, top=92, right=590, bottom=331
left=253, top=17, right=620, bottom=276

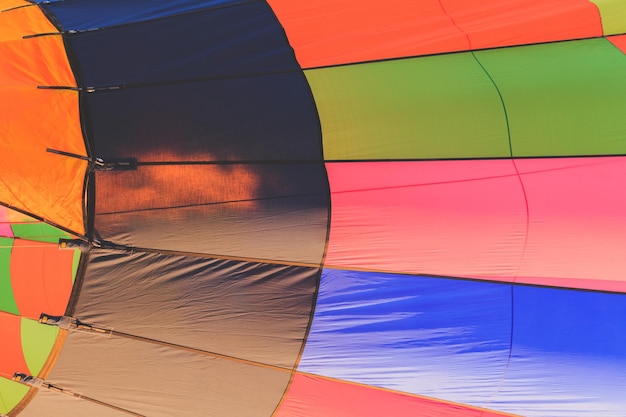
left=1, top=1, right=626, bottom=416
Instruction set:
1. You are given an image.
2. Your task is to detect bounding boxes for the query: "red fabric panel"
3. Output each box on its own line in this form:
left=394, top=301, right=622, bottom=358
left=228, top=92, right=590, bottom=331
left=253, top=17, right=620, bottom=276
left=0, top=314, right=28, bottom=379
left=274, top=373, right=514, bottom=417
left=267, top=0, right=468, bottom=68
left=442, top=0, right=602, bottom=50
left=608, top=34, right=626, bottom=54
left=11, top=240, right=74, bottom=319
left=268, top=0, right=601, bottom=68
left=325, top=160, right=527, bottom=280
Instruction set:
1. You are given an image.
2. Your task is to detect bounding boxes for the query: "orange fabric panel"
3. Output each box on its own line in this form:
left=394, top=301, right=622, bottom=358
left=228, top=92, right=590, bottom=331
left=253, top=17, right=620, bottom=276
left=0, top=313, right=29, bottom=379
left=267, top=0, right=468, bottom=68
left=0, top=3, right=86, bottom=234
left=442, top=0, right=602, bottom=50
left=0, top=37, right=77, bottom=88
left=275, top=374, right=517, bottom=417
left=268, top=0, right=602, bottom=68
left=10, top=240, right=74, bottom=319
left=0, top=1, right=58, bottom=42
left=0, top=88, right=87, bottom=235
left=609, top=34, right=626, bottom=54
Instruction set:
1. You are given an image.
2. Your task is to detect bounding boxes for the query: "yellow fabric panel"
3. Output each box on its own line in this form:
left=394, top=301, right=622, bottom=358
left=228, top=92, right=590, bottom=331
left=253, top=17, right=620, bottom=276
left=0, top=1, right=86, bottom=234
left=589, top=0, right=626, bottom=35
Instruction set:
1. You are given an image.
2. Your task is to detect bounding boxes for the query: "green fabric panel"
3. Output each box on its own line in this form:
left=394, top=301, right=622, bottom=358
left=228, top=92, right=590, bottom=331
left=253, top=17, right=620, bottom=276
left=306, top=53, right=510, bottom=160
left=21, top=318, right=59, bottom=376
left=0, top=238, right=19, bottom=315
left=475, top=38, right=626, bottom=157
left=72, top=249, right=81, bottom=284
left=11, top=221, right=69, bottom=243
left=0, top=377, right=29, bottom=414
left=589, top=0, right=626, bottom=35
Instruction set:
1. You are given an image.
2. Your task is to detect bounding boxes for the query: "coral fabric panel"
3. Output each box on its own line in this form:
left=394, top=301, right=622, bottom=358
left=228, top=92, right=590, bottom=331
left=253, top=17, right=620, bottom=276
left=442, top=0, right=601, bottom=50
left=275, top=373, right=516, bottom=417
left=0, top=2, right=87, bottom=234
left=0, top=313, right=29, bottom=379
left=267, top=0, right=467, bottom=68
left=268, top=0, right=602, bottom=68
left=10, top=240, right=75, bottom=319
left=609, top=34, right=626, bottom=53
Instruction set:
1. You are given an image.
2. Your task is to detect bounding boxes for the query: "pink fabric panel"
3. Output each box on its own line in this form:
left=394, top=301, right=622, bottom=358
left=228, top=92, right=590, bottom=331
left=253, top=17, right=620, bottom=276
left=326, top=158, right=626, bottom=292
left=0, top=206, right=13, bottom=237
left=512, top=157, right=626, bottom=290
left=325, top=160, right=527, bottom=279
left=275, top=373, right=513, bottom=417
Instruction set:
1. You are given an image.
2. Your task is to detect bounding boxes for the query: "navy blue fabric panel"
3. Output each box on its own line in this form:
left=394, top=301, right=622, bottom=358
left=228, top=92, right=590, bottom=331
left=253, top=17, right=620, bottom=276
left=61, top=1, right=299, bottom=87
left=489, top=286, right=626, bottom=416
left=42, top=0, right=244, bottom=31
left=299, top=269, right=512, bottom=406
left=86, top=73, right=321, bottom=162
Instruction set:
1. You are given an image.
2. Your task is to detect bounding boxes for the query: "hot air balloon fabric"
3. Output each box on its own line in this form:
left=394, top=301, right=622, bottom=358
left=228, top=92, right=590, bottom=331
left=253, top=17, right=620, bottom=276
left=1, top=0, right=626, bottom=416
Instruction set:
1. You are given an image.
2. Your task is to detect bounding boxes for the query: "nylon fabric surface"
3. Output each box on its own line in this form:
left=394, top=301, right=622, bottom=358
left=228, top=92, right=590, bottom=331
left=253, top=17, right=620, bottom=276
left=74, top=248, right=319, bottom=369
left=2, top=0, right=626, bottom=416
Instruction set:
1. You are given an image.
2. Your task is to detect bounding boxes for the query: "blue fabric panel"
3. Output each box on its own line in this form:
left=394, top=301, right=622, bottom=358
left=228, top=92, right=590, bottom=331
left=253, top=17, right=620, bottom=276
left=59, top=1, right=299, bottom=87
left=41, top=0, right=244, bottom=31
left=489, top=286, right=626, bottom=417
left=299, top=269, right=512, bottom=406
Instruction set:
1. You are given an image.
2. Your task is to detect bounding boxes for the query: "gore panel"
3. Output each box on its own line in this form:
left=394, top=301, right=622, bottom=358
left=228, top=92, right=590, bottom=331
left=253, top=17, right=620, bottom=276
left=326, top=158, right=626, bottom=292
left=46, top=331, right=291, bottom=417
left=490, top=286, right=626, bottom=416
left=0, top=313, right=29, bottom=378
left=267, top=0, right=468, bottom=68
left=306, top=53, right=509, bottom=160
left=609, top=34, right=626, bottom=53
left=0, top=4, right=86, bottom=235
left=475, top=38, right=626, bottom=157
left=267, top=0, right=600, bottom=68
left=86, top=74, right=321, bottom=162
left=325, top=160, right=527, bottom=278
left=510, top=157, right=626, bottom=291
left=0, top=377, right=29, bottom=416
left=0, top=206, right=12, bottom=237
left=11, top=240, right=75, bottom=319
left=298, top=269, right=512, bottom=407
left=94, top=163, right=328, bottom=264
left=17, top=389, right=130, bottom=417
left=441, top=0, right=601, bottom=50
left=43, top=0, right=242, bottom=31
left=0, top=238, right=18, bottom=315
left=276, top=374, right=513, bottom=417
left=589, top=0, right=626, bottom=35
left=74, top=248, right=318, bottom=369
left=63, top=2, right=300, bottom=87
left=20, top=319, right=59, bottom=377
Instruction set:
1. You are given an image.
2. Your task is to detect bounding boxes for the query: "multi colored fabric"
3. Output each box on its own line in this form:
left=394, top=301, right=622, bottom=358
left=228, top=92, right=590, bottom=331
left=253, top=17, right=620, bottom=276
left=2, top=1, right=626, bottom=416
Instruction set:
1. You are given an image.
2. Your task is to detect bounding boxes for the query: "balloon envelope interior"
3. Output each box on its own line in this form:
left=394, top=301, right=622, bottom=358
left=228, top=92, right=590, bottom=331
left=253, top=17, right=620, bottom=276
left=1, top=0, right=626, bottom=416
